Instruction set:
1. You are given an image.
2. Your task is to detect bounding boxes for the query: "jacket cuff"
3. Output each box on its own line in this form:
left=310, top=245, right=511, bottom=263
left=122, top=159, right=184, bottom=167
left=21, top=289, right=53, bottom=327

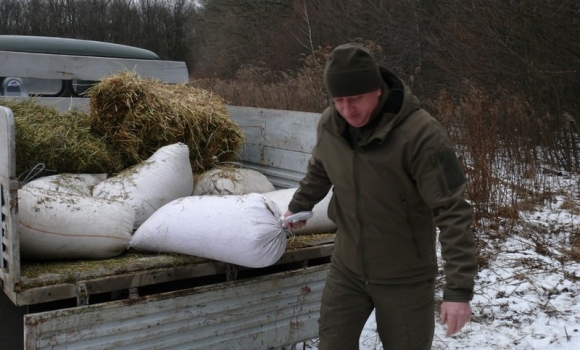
left=443, top=287, right=474, bottom=301
left=288, top=202, right=310, bottom=214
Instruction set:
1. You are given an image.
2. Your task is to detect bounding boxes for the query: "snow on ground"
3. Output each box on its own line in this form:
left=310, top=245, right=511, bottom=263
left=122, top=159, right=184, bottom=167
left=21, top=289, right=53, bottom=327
left=298, top=171, right=580, bottom=349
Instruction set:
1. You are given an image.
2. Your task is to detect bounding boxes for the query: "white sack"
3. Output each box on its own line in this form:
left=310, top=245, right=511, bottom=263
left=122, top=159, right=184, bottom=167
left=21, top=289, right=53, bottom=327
left=193, top=167, right=276, bottom=195
left=130, top=193, right=286, bottom=268
left=23, top=173, right=107, bottom=196
left=18, top=187, right=135, bottom=260
left=93, top=143, right=193, bottom=229
left=263, top=188, right=337, bottom=235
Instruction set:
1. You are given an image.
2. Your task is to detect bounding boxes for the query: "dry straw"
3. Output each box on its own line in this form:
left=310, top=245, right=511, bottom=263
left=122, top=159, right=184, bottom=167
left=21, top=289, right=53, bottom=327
left=88, top=71, right=245, bottom=173
left=2, top=98, right=124, bottom=180
left=20, top=233, right=335, bottom=289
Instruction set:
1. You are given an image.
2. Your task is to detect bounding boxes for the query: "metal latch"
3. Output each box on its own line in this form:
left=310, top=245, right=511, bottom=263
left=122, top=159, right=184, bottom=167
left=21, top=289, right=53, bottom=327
left=128, top=287, right=139, bottom=299
left=76, top=283, right=89, bottom=306
left=226, top=264, right=238, bottom=281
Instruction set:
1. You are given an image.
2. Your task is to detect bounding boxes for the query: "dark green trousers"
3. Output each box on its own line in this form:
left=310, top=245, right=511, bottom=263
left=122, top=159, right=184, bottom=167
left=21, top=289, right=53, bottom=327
left=318, top=264, right=435, bottom=350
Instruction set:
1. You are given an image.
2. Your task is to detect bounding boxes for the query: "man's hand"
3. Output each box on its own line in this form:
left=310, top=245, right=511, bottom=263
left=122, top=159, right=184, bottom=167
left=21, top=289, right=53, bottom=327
left=283, top=210, right=307, bottom=230
left=440, top=301, right=472, bottom=336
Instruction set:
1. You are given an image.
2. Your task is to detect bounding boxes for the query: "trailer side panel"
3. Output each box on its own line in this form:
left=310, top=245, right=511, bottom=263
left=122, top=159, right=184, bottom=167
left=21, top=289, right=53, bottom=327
left=25, top=264, right=328, bottom=350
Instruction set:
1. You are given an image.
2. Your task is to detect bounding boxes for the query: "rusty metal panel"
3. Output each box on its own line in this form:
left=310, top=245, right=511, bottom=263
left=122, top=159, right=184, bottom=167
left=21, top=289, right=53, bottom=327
left=24, top=264, right=329, bottom=350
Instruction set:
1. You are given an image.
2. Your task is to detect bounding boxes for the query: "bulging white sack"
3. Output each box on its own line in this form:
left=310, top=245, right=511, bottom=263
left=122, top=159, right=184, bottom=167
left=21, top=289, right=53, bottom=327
left=23, top=173, right=108, bottom=196
left=130, top=193, right=286, bottom=268
left=193, top=167, right=276, bottom=195
left=263, top=188, right=337, bottom=235
left=93, top=143, right=194, bottom=229
left=18, top=187, right=135, bottom=260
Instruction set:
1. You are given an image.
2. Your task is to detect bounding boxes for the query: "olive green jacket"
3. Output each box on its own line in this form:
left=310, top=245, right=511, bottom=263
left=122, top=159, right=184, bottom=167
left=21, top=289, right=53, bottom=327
left=289, top=67, right=477, bottom=301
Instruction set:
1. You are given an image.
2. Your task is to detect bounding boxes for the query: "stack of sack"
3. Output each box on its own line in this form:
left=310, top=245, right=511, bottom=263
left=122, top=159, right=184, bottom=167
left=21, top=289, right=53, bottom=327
left=130, top=167, right=284, bottom=268
left=129, top=168, right=336, bottom=267
left=18, top=143, right=193, bottom=260
left=18, top=150, right=337, bottom=267
left=18, top=147, right=338, bottom=267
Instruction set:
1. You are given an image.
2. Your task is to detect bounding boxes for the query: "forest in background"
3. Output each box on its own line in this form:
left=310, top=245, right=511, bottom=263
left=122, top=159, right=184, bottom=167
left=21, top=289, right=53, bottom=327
left=1, top=0, right=580, bottom=226
left=2, top=1, right=578, bottom=115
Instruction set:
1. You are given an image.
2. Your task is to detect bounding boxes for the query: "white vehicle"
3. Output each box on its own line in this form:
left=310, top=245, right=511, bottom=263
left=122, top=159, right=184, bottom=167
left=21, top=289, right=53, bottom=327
left=0, top=36, right=332, bottom=349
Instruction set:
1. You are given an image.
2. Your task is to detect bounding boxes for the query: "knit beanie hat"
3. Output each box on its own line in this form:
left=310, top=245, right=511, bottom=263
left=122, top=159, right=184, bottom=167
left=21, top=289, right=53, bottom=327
left=324, top=43, right=383, bottom=98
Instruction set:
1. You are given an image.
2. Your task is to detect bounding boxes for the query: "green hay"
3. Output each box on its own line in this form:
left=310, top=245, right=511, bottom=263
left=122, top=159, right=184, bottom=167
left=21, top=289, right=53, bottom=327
left=20, top=251, right=206, bottom=288
left=1, top=98, right=125, bottom=180
left=20, top=233, right=335, bottom=289
left=88, top=71, right=245, bottom=173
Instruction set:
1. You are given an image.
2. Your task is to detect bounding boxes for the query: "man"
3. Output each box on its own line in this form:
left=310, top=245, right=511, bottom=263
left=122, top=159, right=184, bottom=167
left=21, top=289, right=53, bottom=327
left=284, top=43, right=477, bottom=349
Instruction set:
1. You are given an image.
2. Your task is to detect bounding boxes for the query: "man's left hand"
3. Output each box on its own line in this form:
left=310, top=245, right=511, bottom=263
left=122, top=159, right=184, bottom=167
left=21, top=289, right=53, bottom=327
left=440, top=301, right=472, bottom=336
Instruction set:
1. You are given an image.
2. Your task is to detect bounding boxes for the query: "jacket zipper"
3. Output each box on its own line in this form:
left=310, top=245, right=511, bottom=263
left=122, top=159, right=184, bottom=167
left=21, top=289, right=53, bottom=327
left=353, top=149, right=370, bottom=284
left=326, top=127, right=370, bottom=283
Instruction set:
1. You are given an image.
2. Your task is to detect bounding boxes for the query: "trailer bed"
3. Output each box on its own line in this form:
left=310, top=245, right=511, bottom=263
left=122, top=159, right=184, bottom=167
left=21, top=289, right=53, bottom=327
left=16, top=233, right=334, bottom=306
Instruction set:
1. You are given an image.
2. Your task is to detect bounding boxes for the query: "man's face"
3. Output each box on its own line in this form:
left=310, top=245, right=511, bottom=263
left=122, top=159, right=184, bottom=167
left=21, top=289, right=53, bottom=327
left=333, top=88, right=382, bottom=127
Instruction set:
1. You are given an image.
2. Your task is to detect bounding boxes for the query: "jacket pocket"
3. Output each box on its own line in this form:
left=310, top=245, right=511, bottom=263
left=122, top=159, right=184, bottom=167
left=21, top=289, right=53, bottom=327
left=401, top=196, right=420, bottom=257
left=432, top=148, right=466, bottom=193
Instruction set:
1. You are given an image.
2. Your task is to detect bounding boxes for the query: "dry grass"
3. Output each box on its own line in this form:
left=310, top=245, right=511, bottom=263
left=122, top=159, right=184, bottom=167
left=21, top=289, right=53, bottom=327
left=4, top=73, right=247, bottom=181
left=89, top=71, right=245, bottom=173
left=20, top=233, right=335, bottom=289
left=286, top=233, right=335, bottom=251
left=1, top=98, right=124, bottom=181
left=191, top=45, right=332, bottom=113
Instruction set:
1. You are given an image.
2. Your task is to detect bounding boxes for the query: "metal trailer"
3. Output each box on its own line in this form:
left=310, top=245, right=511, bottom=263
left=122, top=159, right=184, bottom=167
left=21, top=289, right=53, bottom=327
left=0, top=38, right=332, bottom=349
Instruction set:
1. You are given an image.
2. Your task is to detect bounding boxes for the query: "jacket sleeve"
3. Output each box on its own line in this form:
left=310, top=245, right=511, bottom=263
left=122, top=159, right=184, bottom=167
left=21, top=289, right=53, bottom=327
left=408, top=112, right=478, bottom=302
left=288, top=111, right=333, bottom=213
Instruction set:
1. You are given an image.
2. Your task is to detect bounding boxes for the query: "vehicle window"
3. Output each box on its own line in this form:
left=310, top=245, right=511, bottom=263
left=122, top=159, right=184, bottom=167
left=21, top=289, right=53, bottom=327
left=20, top=78, right=63, bottom=96
left=72, top=79, right=97, bottom=97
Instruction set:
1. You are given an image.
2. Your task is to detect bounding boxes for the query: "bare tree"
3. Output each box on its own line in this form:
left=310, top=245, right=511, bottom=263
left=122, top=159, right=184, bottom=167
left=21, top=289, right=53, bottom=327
left=289, top=0, right=316, bottom=61
left=0, top=0, right=28, bottom=34
left=196, top=0, right=296, bottom=77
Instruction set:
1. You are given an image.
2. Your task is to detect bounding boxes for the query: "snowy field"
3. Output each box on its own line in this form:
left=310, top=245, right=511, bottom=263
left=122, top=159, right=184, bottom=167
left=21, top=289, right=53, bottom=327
left=298, top=170, right=580, bottom=349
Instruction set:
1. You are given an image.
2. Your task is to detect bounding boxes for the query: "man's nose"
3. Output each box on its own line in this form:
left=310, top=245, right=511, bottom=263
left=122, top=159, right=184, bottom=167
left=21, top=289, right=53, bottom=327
left=343, top=101, right=355, bottom=113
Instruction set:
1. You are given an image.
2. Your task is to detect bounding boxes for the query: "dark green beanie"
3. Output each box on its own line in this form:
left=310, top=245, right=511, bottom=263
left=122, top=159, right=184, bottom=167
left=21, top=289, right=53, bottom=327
left=324, top=43, right=382, bottom=98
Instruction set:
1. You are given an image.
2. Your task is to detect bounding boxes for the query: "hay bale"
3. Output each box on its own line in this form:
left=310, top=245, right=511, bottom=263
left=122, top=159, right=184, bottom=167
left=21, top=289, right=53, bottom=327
left=88, top=71, right=245, bottom=172
left=2, top=98, right=125, bottom=180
